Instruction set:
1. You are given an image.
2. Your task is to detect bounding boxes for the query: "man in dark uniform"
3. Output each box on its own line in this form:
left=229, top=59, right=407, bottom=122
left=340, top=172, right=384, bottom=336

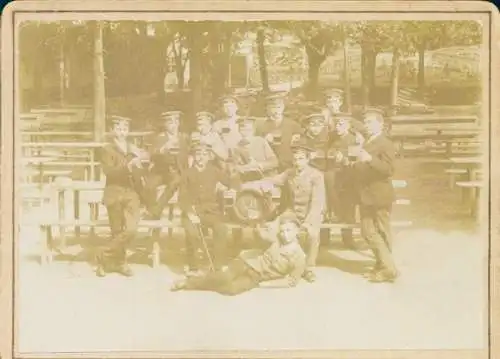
left=170, top=212, right=306, bottom=295
left=178, top=143, right=239, bottom=274
left=96, top=116, right=150, bottom=277
left=191, top=111, right=229, bottom=164
left=257, top=91, right=302, bottom=171
left=336, top=108, right=398, bottom=283
left=144, top=111, right=190, bottom=219
left=330, top=113, right=364, bottom=250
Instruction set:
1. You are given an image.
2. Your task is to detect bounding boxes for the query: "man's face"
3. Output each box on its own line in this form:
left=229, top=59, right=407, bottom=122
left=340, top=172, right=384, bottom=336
left=307, top=120, right=324, bottom=137
left=223, top=100, right=238, bottom=117
left=164, top=119, right=179, bottom=135
left=335, top=118, right=350, bottom=135
left=196, top=118, right=211, bottom=135
left=326, top=95, right=342, bottom=111
left=363, top=114, right=383, bottom=136
left=239, top=123, right=255, bottom=139
left=112, top=121, right=129, bottom=140
left=279, top=221, right=299, bottom=244
left=266, top=103, right=284, bottom=120
left=193, top=149, right=210, bottom=166
left=292, top=150, right=309, bottom=169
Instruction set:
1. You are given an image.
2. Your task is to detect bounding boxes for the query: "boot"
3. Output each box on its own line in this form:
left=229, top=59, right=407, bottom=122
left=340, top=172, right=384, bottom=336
left=95, top=251, right=112, bottom=277
left=113, top=262, right=134, bottom=277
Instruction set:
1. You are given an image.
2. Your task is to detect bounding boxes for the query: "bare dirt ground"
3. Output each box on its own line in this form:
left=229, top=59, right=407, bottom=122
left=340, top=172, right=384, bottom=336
left=15, top=159, right=487, bottom=353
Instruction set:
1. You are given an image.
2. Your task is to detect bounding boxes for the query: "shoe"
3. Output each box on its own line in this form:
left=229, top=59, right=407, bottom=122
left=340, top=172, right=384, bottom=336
left=113, top=263, right=134, bottom=277
left=302, top=270, right=316, bottom=283
left=95, top=252, right=108, bottom=277
left=171, top=279, right=187, bottom=292
left=362, top=264, right=383, bottom=278
left=368, top=269, right=399, bottom=283
left=184, top=266, right=204, bottom=277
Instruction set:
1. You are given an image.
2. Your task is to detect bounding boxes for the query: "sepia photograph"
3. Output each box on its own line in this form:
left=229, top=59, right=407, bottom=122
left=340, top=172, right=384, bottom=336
left=0, top=1, right=497, bottom=358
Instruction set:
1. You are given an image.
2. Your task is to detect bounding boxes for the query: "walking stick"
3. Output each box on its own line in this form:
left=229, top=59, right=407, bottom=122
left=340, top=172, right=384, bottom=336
left=192, top=213, right=216, bottom=272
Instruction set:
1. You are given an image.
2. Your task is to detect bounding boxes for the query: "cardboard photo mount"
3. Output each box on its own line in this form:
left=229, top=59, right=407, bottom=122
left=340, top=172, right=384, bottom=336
left=0, top=1, right=498, bottom=359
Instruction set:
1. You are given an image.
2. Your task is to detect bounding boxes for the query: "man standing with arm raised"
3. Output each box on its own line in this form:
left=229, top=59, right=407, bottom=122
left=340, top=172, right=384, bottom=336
left=336, top=107, right=399, bottom=283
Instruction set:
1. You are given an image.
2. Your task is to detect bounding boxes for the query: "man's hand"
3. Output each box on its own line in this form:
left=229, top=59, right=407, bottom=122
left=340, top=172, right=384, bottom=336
left=335, top=150, right=344, bottom=163
left=357, top=148, right=372, bottom=163
left=265, top=133, right=274, bottom=143
left=287, top=276, right=299, bottom=288
left=127, top=157, right=142, bottom=170
left=301, top=222, right=314, bottom=235
left=187, top=212, right=201, bottom=224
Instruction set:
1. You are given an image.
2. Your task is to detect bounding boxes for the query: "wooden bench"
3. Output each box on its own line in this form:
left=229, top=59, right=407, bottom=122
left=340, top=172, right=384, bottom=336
left=25, top=177, right=412, bottom=267
left=456, top=180, right=483, bottom=217
left=23, top=217, right=180, bottom=266
left=445, top=168, right=468, bottom=189
left=22, top=169, right=73, bottom=183
left=27, top=215, right=413, bottom=267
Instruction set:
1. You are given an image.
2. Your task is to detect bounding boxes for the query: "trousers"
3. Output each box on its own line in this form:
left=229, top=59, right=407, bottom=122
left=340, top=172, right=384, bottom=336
left=182, top=258, right=260, bottom=296
left=182, top=213, right=231, bottom=271
left=104, top=189, right=141, bottom=264
left=359, top=204, right=396, bottom=272
left=143, top=171, right=181, bottom=216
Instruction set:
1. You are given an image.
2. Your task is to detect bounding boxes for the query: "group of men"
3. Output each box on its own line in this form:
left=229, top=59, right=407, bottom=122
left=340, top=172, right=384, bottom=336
left=96, top=88, right=399, bottom=295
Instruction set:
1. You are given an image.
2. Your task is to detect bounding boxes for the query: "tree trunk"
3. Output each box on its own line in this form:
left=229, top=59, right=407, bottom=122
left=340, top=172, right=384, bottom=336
left=256, top=29, right=269, bottom=92
left=388, top=47, right=401, bottom=130
left=155, top=37, right=172, bottom=104
left=58, top=34, right=66, bottom=106
left=187, top=25, right=203, bottom=114
left=304, top=45, right=325, bottom=100
left=417, top=43, right=426, bottom=99
left=342, top=36, right=352, bottom=112
left=93, top=21, right=106, bottom=142
left=367, top=51, right=377, bottom=103
left=360, top=47, right=369, bottom=108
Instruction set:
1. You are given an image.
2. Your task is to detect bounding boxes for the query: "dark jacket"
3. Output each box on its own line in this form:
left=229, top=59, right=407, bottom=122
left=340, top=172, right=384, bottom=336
left=302, top=128, right=334, bottom=172
left=146, top=132, right=190, bottom=178
left=353, top=134, right=395, bottom=207
left=99, top=141, right=146, bottom=206
left=178, top=163, right=234, bottom=217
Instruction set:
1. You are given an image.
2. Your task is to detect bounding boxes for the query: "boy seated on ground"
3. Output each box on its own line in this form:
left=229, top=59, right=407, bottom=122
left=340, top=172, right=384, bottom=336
left=170, top=212, right=306, bottom=295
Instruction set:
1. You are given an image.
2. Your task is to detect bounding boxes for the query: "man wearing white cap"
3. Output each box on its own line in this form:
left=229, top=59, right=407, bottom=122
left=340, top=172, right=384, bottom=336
left=213, top=94, right=243, bottom=151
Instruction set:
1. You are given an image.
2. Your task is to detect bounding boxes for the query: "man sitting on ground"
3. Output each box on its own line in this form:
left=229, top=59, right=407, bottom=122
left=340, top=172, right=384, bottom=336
left=171, top=212, right=306, bottom=295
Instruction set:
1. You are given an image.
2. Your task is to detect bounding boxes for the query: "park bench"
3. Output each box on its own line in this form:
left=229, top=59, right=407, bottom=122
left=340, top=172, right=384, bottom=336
left=390, top=115, right=478, bottom=126
left=24, top=178, right=412, bottom=267
left=22, top=169, right=73, bottom=183
left=390, top=132, right=479, bottom=158
left=455, top=180, right=483, bottom=217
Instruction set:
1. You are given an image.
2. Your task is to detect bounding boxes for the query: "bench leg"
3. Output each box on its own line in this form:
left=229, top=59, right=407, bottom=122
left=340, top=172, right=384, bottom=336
left=151, top=229, right=161, bottom=268
left=40, top=225, right=53, bottom=265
